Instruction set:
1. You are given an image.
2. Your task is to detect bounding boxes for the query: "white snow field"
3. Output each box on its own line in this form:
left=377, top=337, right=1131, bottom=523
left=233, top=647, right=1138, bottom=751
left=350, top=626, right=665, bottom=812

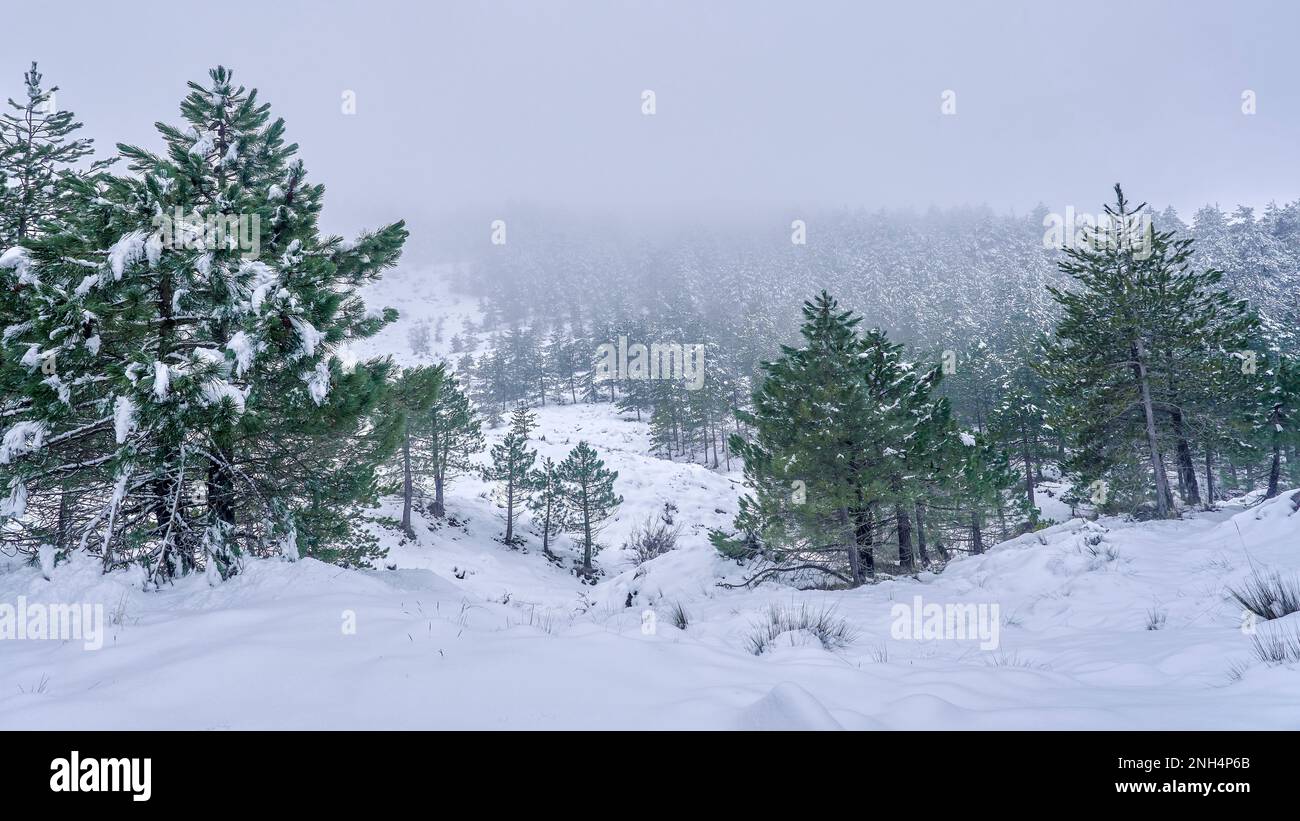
left=1, top=397, right=1298, bottom=730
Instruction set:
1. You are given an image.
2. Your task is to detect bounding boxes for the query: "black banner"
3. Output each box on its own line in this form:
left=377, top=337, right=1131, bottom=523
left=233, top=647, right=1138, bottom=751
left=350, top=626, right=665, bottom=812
left=4, top=730, right=1287, bottom=808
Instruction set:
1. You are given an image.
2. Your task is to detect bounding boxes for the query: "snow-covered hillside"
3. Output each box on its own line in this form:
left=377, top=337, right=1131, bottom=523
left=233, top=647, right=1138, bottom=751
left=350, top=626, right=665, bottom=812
left=3, top=389, right=1298, bottom=729
left=351, top=263, right=483, bottom=369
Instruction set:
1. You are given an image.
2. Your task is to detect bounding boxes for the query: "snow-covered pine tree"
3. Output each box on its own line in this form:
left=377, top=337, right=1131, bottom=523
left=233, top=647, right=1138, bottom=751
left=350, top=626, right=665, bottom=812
left=417, top=371, right=482, bottom=518
left=483, top=405, right=538, bottom=545
left=507, top=402, right=536, bottom=439
left=0, top=67, right=406, bottom=580
left=615, top=367, right=655, bottom=422
left=0, top=65, right=106, bottom=555
left=1256, top=353, right=1300, bottom=499
left=715, top=291, right=976, bottom=581
left=383, top=365, right=445, bottom=538
left=469, top=342, right=508, bottom=427
left=526, top=455, right=565, bottom=557
left=0, top=62, right=102, bottom=246
left=854, top=327, right=959, bottom=572
left=719, top=292, right=877, bottom=585
left=986, top=375, right=1050, bottom=521
left=543, top=326, right=580, bottom=404
left=503, top=326, right=544, bottom=406
left=947, top=428, right=1018, bottom=554
left=1040, top=185, right=1256, bottom=518
left=556, top=440, right=620, bottom=577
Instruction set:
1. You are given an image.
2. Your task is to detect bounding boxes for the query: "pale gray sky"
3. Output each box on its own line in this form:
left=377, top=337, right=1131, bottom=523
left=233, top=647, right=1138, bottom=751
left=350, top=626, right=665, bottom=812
left=7, top=0, right=1297, bottom=243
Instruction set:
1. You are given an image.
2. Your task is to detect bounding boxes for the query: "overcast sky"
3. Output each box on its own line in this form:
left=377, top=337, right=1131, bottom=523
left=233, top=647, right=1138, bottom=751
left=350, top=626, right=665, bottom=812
left=7, top=0, right=1298, bottom=243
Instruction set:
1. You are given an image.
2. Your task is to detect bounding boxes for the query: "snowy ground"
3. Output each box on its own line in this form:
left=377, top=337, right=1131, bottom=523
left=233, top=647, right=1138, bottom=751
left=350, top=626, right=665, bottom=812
left=2, top=396, right=1298, bottom=729
left=2, top=268, right=1298, bottom=729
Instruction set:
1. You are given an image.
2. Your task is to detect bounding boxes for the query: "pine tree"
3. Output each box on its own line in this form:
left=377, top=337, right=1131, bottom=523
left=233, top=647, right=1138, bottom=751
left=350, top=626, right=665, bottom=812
left=0, top=67, right=406, bottom=580
left=857, top=327, right=957, bottom=572
left=384, top=365, right=444, bottom=538
left=469, top=343, right=508, bottom=426
left=0, top=66, right=104, bottom=549
left=503, top=326, right=544, bottom=406
left=418, top=372, right=482, bottom=518
left=722, top=292, right=877, bottom=585
left=615, top=369, right=655, bottom=422
left=948, top=429, right=1019, bottom=554
left=715, top=292, right=973, bottom=582
left=986, top=374, right=1049, bottom=522
left=483, top=405, right=537, bottom=544
left=526, top=456, right=565, bottom=557
left=0, top=62, right=101, bottom=245
left=543, top=327, right=580, bottom=404
left=1258, top=354, right=1300, bottom=499
left=645, top=376, right=692, bottom=458
left=1040, top=185, right=1257, bottom=518
left=556, top=440, right=621, bottom=576
left=507, top=402, right=536, bottom=439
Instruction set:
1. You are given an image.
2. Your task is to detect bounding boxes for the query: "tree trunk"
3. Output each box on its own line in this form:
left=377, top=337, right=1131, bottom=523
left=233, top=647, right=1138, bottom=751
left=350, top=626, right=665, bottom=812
left=432, top=472, right=446, bottom=518
left=1032, top=425, right=1045, bottom=482
left=1132, top=339, right=1173, bottom=517
left=206, top=439, right=237, bottom=574
left=971, top=511, right=984, bottom=555
left=1204, top=448, right=1215, bottom=510
left=1170, top=408, right=1201, bottom=506
left=1021, top=421, right=1036, bottom=516
left=153, top=267, right=180, bottom=537
left=582, top=519, right=592, bottom=570
left=581, top=504, right=593, bottom=573
left=55, top=481, right=72, bottom=552
left=541, top=498, right=554, bottom=556
left=504, top=475, right=515, bottom=543
left=896, top=503, right=914, bottom=572
left=401, top=427, right=415, bottom=538
left=841, top=506, right=863, bottom=587
left=853, top=501, right=875, bottom=579
left=1266, top=408, right=1282, bottom=499
left=914, top=501, right=929, bottom=566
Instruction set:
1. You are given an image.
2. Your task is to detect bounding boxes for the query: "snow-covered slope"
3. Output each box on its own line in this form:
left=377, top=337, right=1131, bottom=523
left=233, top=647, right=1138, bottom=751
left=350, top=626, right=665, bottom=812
left=351, top=263, right=484, bottom=369
left=2, top=395, right=1298, bottom=730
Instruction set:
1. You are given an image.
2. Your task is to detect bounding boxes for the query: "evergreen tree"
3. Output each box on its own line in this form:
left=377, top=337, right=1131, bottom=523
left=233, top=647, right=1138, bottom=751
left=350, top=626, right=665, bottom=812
left=503, top=326, right=544, bottom=406
left=556, top=440, right=621, bottom=576
left=854, top=327, right=957, bottom=572
left=1258, top=353, right=1300, bottom=499
left=482, top=405, right=537, bottom=544
left=383, top=365, right=444, bottom=538
left=948, top=429, right=1019, bottom=554
left=721, top=292, right=878, bottom=585
left=716, top=291, right=991, bottom=582
left=0, top=66, right=406, bottom=580
left=526, top=456, right=565, bottom=557
left=543, top=327, right=580, bottom=404
left=1040, top=185, right=1257, bottom=518
left=469, top=342, right=508, bottom=426
left=986, top=373, right=1049, bottom=522
left=0, top=62, right=101, bottom=245
left=419, top=372, right=482, bottom=518
left=507, top=401, right=536, bottom=439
